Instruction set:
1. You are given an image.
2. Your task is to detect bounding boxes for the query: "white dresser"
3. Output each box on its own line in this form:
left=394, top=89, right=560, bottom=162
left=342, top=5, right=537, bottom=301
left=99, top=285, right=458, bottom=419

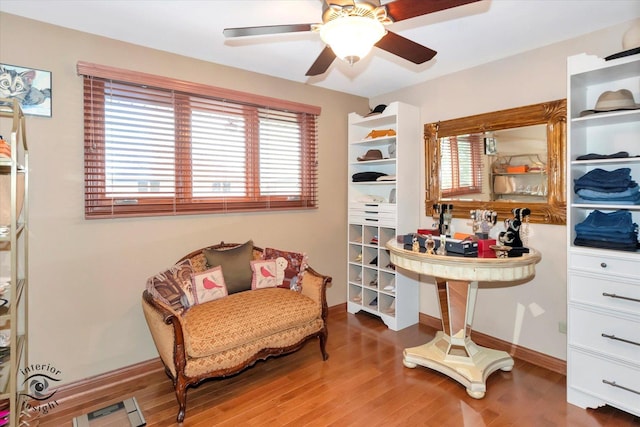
left=566, top=53, right=640, bottom=417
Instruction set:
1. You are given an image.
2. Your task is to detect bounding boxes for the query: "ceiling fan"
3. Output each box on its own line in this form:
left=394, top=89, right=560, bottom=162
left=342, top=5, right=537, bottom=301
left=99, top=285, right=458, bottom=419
left=223, top=0, right=480, bottom=76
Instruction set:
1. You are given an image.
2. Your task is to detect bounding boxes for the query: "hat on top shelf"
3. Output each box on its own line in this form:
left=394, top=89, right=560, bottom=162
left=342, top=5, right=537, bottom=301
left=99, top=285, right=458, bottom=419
left=579, top=89, right=640, bottom=117
left=365, top=104, right=387, bottom=117
left=605, top=21, right=640, bottom=61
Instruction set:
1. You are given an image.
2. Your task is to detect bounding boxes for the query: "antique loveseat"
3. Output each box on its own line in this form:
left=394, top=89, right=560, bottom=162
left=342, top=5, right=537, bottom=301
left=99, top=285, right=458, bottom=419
left=141, top=241, right=331, bottom=422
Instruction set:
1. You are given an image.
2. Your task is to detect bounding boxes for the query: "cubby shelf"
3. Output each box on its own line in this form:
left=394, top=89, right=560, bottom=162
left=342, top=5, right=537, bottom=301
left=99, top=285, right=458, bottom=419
left=346, top=102, right=420, bottom=331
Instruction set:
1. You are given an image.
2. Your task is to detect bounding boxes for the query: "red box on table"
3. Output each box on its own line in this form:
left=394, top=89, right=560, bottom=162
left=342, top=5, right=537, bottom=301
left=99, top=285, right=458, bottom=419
left=417, top=229, right=440, bottom=236
left=477, top=239, right=497, bottom=258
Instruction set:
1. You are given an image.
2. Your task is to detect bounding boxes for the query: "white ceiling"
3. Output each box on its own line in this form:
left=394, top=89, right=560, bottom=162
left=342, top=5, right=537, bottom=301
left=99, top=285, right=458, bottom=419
left=1, top=0, right=639, bottom=98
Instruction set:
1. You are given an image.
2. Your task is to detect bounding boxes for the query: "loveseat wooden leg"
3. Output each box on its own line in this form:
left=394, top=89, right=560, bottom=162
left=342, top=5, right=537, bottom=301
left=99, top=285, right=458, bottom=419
left=319, top=330, right=329, bottom=361
left=174, top=376, right=188, bottom=422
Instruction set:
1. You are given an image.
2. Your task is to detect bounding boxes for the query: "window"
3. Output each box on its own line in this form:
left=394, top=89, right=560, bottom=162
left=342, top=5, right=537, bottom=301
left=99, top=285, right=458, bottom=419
left=78, top=62, right=320, bottom=219
left=440, top=134, right=483, bottom=197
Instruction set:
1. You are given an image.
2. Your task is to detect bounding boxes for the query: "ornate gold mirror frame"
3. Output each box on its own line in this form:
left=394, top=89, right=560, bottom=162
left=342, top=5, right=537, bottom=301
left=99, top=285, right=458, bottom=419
left=424, top=99, right=566, bottom=224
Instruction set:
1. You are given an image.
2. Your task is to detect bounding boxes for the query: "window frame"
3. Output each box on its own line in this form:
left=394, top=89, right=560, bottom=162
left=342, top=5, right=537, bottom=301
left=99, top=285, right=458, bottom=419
left=78, top=62, right=320, bottom=219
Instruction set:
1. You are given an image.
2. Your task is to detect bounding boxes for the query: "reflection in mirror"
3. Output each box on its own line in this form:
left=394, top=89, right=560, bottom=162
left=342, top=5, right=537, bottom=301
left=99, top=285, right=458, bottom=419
left=440, top=124, right=547, bottom=202
left=440, top=133, right=485, bottom=200
left=425, top=100, right=566, bottom=224
left=489, top=125, right=548, bottom=202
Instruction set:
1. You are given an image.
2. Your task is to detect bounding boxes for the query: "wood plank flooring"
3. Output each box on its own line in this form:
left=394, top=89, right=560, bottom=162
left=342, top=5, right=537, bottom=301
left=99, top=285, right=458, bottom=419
left=38, top=307, right=639, bottom=426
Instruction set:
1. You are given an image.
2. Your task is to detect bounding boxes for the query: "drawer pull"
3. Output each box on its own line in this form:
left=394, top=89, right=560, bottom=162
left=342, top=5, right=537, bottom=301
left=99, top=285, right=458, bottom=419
left=602, top=292, right=640, bottom=304
left=600, top=262, right=607, bottom=268
left=601, top=333, right=640, bottom=347
left=602, top=379, right=640, bottom=395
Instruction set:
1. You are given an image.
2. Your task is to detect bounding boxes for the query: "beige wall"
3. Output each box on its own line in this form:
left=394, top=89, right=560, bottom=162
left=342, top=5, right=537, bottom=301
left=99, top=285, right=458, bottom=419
left=371, top=18, right=639, bottom=360
left=0, top=13, right=368, bottom=385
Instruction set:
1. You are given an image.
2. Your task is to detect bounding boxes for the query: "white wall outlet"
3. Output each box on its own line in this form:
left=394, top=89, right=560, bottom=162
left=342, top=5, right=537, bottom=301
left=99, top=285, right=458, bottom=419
left=558, top=321, right=567, bottom=334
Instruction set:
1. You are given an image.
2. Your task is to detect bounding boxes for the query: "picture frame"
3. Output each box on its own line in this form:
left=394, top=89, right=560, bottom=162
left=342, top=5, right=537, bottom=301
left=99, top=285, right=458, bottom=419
left=0, top=63, right=52, bottom=117
left=484, top=137, right=497, bottom=155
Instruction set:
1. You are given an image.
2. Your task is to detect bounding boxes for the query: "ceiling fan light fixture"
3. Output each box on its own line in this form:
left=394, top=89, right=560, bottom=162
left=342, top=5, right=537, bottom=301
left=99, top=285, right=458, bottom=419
left=319, top=16, right=386, bottom=65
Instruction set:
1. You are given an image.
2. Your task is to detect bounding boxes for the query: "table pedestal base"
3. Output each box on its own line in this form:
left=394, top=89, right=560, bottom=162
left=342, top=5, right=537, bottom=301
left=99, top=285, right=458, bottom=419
left=386, top=242, right=540, bottom=399
left=403, top=331, right=514, bottom=398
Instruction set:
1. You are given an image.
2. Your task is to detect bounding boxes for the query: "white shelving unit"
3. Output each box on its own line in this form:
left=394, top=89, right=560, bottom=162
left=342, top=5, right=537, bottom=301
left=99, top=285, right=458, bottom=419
left=566, top=53, right=640, bottom=417
left=346, top=102, right=420, bottom=331
left=0, top=98, right=29, bottom=427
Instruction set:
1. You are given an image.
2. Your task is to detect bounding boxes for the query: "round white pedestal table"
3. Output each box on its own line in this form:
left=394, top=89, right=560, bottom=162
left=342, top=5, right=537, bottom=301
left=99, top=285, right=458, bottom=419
left=386, top=239, right=541, bottom=398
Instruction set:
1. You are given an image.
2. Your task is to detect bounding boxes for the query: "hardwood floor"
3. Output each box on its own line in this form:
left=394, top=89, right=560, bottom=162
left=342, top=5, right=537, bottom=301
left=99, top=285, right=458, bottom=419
left=38, top=307, right=639, bottom=426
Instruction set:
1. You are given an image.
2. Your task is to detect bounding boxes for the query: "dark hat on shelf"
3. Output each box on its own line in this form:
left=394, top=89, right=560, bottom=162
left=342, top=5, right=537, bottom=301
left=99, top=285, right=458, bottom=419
left=357, top=149, right=384, bottom=161
left=352, top=171, right=387, bottom=182
left=579, top=89, right=640, bottom=117
left=365, top=104, right=387, bottom=117
left=605, top=21, right=640, bottom=61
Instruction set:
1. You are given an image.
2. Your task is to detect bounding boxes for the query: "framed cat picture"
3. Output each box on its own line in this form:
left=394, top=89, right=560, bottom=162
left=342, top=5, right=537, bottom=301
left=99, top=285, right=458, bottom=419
left=0, top=63, right=52, bottom=117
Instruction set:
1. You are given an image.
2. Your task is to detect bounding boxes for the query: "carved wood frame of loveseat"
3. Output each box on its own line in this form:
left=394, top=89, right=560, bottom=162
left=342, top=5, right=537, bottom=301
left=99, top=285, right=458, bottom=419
left=142, top=242, right=331, bottom=422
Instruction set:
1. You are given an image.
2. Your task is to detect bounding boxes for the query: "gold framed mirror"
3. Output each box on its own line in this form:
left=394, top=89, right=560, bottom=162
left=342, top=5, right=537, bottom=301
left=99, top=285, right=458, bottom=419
left=424, top=99, right=566, bottom=224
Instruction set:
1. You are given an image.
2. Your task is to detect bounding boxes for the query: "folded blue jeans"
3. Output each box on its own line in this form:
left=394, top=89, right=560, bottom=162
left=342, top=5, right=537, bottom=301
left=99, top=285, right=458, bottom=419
left=574, top=209, right=634, bottom=233
left=574, top=168, right=632, bottom=191
left=575, top=183, right=636, bottom=193
left=576, top=192, right=640, bottom=205
left=577, top=183, right=639, bottom=199
left=575, top=228, right=638, bottom=240
left=574, top=237, right=638, bottom=251
left=575, top=231, right=638, bottom=244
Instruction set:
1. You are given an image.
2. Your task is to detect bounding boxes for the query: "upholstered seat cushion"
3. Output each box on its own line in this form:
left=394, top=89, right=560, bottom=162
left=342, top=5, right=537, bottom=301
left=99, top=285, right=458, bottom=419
left=182, top=287, right=320, bottom=358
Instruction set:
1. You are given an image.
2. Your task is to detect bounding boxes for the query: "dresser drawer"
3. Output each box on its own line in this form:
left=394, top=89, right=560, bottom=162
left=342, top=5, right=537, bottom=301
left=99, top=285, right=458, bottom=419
left=348, top=210, right=396, bottom=220
left=349, top=203, right=396, bottom=215
left=349, top=203, right=396, bottom=226
left=569, top=251, right=639, bottom=279
left=568, top=306, right=640, bottom=363
left=568, top=349, right=640, bottom=416
left=569, top=272, right=640, bottom=315
left=349, top=215, right=396, bottom=227
left=356, top=202, right=396, bottom=213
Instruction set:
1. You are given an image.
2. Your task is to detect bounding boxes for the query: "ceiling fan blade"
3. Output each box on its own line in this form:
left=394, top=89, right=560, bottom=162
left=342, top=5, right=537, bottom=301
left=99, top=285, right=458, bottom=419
left=305, top=46, right=337, bottom=76
left=376, top=31, right=437, bottom=64
left=223, top=24, right=313, bottom=38
left=386, top=0, right=481, bottom=22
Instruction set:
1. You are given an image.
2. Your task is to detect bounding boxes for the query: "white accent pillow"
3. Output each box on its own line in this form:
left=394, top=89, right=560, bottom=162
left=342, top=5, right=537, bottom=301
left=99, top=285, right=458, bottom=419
left=191, top=266, right=228, bottom=304
left=250, top=259, right=278, bottom=289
